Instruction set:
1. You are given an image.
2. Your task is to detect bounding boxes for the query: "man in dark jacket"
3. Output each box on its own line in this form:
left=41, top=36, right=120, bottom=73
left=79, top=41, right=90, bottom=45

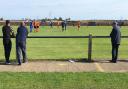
left=49, top=21, right=53, bottom=28
left=61, top=21, right=65, bottom=32
left=30, top=20, right=33, bottom=33
left=2, top=20, right=14, bottom=64
left=64, top=20, right=67, bottom=31
left=110, top=21, right=121, bottom=63
left=16, top=22, right=28, bottom=65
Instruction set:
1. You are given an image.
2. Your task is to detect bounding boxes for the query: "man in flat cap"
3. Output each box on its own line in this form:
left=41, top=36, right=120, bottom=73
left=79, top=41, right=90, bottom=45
left=110, top=21, right=121, bottom=63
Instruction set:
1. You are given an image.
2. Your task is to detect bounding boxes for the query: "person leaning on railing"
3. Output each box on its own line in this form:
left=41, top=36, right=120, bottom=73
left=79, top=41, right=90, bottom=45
left=2, top=20, right=15, bottom=65
left=110, top=21, right=121, bottom=63
left=16, top=21, right=28, bottom=65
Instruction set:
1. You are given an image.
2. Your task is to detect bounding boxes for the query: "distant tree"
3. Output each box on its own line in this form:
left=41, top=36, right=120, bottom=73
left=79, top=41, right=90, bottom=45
left=59, top=17, right=63, bottom=21
left=44, top=17, right=47, bottom=21
left=66, top=18, right=71, bottom=21
left=0, top=18, right=4, bottom=21
left=41, top=19, right=46, bottom=22
left=53, top=17, right=58, bottom=20
left=44, top=17, right=50, bottom=21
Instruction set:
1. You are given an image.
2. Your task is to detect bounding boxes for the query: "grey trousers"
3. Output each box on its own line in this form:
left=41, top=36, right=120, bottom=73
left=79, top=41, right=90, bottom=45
left=16, top=41, right=27, bottom=64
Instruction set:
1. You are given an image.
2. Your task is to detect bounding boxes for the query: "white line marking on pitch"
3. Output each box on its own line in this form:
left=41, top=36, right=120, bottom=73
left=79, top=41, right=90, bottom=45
left=95, top=63, right=104, bottom=72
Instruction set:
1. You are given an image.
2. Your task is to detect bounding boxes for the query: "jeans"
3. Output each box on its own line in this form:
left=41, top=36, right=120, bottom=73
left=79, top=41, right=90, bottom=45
left=112, top=44, right=119, bottom=62
left=16, top=41, right=27, bottom=64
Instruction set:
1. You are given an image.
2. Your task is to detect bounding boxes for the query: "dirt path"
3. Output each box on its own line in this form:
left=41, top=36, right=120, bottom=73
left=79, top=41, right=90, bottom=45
left=0, top=60, right=128, bottom=72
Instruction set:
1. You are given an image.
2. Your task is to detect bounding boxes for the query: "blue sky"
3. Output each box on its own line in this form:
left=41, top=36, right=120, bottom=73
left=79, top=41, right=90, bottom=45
left=0, top=0, right=127, bottom=20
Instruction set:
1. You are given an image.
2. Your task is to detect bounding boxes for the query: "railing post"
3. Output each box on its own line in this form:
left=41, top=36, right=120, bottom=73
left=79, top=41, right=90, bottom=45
left=88, top=33, right=92, bottom=62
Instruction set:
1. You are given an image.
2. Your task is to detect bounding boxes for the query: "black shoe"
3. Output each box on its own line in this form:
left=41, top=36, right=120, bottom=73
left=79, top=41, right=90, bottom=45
left=23, top=60, right=28, bottom=63
left=18, top=63, right=21, bottom=65
left=5, top=62, right=11, bottom=65
left=110, top=60, right=117, bottom=63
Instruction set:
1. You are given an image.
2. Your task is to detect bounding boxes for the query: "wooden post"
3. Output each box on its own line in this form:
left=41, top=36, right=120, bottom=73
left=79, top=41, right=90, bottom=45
left=88, top=34, right=92, bottom=62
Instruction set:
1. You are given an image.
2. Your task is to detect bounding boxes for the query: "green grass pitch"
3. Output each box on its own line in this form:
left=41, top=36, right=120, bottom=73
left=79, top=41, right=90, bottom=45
left=0, top=26, right=128, bottom=61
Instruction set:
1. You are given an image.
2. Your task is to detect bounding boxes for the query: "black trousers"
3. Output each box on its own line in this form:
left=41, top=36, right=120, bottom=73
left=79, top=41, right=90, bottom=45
left=62, top=26, right=64, bottom=31
left=112, top=44, right=119, bottom=62
left=16, top=41, right=27, bottom=64
left=3, top=39, right=12, bottom=62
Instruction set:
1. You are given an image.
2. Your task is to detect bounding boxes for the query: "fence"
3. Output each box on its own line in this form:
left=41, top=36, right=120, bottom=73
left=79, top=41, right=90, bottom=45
left=0, top=35, right=128, bottom=62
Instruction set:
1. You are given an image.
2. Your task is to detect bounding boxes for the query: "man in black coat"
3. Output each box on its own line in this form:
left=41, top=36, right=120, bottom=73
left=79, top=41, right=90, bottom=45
left=2, top=20, right=14, bottom=64
left=16, top=22, right=28, bottom=65
left=61, top=21, right=65, bottom=32
left=64, top=20, right=67, bottom=31
left=110, top=21, right=121, bottom=63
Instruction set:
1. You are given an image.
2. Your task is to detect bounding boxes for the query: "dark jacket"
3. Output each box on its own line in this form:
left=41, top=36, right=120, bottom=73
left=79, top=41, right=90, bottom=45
left=110, top=26, right=121, bottom=45
left=61, top=22, right=65, bottom=27
left=16, top=26, right=28, bottom=42
left=2, top=25, right=14, bottom=45
left=2, top=25, right=14, bottom=40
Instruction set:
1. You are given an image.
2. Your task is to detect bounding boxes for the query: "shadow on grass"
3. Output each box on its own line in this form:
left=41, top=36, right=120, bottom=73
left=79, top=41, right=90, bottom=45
left=118, top=60, right=128, bottom=62
left=92, top=60, right=111, bottom=63
left=28, top=58, right=89, bottom=63
left=91, top=59, right=128, bottom=63
left=0, top=58, right=127, bottom=65
left=0, top=58, right=89, bottom=65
